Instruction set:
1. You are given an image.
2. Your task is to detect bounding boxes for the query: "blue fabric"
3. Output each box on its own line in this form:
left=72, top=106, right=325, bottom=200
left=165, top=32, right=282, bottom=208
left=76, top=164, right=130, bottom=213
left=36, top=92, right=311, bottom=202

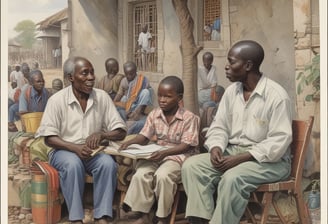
left=212, top=18, right=220, bottom=31
left=9, top=103, right=20, bottom=122
left=19, top=86, right=49, bottom=112
left=49, top=150, right=117, bottom=221
left=127, top=117, right=147, bottom=135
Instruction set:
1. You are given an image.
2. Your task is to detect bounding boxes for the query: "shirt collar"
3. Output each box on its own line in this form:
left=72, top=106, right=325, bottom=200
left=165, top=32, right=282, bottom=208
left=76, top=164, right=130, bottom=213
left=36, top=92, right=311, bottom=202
left=156, top=107, right=185, bottom=122
left=236, top=75, right=267, bottom=98
left=67, top=85, right=96, bottom=105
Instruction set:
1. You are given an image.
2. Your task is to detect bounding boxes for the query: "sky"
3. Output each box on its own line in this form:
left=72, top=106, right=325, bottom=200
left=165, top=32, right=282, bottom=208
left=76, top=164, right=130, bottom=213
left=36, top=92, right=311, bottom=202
left=7, top=0, right=67, bottom=39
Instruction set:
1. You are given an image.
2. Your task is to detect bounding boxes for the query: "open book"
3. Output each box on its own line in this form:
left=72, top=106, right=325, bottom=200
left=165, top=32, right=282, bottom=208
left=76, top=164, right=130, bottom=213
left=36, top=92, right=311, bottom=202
left=104, top=143, right=168, bottom=159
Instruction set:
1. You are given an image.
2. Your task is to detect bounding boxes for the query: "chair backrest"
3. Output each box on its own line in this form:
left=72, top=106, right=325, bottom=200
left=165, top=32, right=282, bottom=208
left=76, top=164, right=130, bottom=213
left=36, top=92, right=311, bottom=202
left=290, top=116, right=314, bottom=186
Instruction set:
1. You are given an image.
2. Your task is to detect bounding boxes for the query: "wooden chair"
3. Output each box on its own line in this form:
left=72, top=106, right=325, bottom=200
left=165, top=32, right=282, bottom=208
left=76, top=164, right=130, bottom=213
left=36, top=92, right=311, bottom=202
left=169, top=184, right=188, bottom=224
left=246, top=116, right=314, bottom=224
left=169, top=116, right=314, bottom=224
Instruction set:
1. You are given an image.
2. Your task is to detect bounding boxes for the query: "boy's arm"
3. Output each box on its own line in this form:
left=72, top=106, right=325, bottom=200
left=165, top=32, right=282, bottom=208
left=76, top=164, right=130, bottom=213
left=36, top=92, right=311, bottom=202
left=119, top=134, right=149, bottom=150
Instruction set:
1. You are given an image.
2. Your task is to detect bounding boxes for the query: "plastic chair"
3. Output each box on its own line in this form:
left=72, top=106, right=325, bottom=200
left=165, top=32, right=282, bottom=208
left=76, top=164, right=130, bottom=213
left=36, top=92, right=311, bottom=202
left=245, top=116, right=314, bottom=224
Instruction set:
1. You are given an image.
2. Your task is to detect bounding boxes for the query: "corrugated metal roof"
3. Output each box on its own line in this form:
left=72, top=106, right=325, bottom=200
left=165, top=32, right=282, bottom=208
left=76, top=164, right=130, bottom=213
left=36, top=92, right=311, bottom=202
left=37, top=8, right=68, bottom=30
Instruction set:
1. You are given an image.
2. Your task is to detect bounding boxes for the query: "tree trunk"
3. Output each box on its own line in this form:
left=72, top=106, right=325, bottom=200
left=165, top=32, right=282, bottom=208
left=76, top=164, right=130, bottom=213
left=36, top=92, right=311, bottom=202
left=172, top=0, right=203, bottom=115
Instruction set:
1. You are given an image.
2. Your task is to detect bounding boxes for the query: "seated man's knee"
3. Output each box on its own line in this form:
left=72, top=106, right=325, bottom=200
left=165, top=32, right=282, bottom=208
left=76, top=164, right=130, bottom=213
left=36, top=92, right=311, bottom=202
left=97, top=154, right=117, bottom=172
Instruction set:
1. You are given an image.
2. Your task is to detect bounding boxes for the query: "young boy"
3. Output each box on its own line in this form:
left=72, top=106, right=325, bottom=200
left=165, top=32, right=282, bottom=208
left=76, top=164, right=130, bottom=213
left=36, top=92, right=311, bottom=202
left=119, top=76, right=200, bottom=224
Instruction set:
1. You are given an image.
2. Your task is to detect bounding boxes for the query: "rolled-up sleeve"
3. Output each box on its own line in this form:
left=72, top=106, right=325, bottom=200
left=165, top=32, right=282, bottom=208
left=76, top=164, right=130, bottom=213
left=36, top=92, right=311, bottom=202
left=35, top=97, right=61, bottom=138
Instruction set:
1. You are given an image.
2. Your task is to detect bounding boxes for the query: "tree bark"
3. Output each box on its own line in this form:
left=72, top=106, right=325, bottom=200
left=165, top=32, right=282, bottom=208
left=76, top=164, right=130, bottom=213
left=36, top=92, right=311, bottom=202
left=172, top=0, right=203, bottom=115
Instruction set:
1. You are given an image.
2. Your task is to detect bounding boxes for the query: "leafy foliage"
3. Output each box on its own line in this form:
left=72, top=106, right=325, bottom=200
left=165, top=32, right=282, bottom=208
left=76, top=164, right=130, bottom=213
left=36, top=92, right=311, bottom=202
left=296, top=54, right=320, bottom=102
left=14, top=20, right=37, bottom=48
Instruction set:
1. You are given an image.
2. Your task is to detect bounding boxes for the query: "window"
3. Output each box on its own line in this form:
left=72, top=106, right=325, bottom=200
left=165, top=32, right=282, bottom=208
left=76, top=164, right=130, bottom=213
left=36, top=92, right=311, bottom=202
left=133, top=2, right=158, bottom=72
left=203, top=0, right=221, bottom=41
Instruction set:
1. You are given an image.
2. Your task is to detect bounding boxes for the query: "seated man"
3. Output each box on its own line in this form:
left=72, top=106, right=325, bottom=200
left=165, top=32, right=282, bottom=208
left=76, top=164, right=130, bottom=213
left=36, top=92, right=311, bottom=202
left=19, top=69, right=50, bottom=115
left=35, top=56, right=127, bottom=224
left=95, top=58, right=125, bottom=100
left=182, top=40, right=293, bottom=224
left=114, top=61, right=152, bottom=134
left=201, top=85, right=225, bottom=112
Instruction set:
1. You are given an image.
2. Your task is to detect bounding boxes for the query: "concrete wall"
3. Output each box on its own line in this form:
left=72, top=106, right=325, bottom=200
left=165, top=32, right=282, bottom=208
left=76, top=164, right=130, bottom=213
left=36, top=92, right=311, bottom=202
left=60, top=20, right=69, bottom=71
left=69, top=0, right=119, bottom=78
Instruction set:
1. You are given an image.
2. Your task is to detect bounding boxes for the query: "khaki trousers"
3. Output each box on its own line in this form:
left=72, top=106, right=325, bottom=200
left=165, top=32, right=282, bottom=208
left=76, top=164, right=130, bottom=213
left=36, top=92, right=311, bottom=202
left=124, top=159, right=181, bottom=218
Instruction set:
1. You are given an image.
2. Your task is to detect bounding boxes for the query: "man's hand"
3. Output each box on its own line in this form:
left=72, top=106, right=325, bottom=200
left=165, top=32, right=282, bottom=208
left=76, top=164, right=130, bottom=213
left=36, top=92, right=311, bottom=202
left=85, top=132, right=104, bottom=149
left=210, top=147, right=223, bottom=167
left=127, top=111, right=144, bottom=121
left=74, top=144, right=93, bottom=160
left=211, top=149, right=254, bottom=173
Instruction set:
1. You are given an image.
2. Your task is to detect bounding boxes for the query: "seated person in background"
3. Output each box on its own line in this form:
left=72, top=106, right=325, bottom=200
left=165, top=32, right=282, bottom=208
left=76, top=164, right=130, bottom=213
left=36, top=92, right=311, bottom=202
left=8, top=81, right=21, bottom=132
left=119, top=76, right=200, bottom=224
left=8, top=64, right=32, bottom=132
left=48, top=78, right=64, bottom=96
left=198, top=52, right=218, bottom=110
left=19, top=69, right=50, bottom=116
left=8, top=81, right=20, bottom=107
left=114, top=61, right=153, bottom=134
left=35, top=56, right=127, bottom=224
left=95, top=58, right=125, bottom=99
left=201, top=85, right=225, bottom=113
left=182, top=40, right=293, bottom=224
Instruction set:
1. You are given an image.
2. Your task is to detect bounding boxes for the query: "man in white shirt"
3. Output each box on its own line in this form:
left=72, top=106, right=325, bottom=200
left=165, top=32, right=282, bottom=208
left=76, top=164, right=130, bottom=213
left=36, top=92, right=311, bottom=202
left=9, top=64, right=25, bottom=88
left=182, top=40, right=293, bottom=224
left=198, top=52, right=218, bottom=112
left=35, top=56, right=127, bottom=224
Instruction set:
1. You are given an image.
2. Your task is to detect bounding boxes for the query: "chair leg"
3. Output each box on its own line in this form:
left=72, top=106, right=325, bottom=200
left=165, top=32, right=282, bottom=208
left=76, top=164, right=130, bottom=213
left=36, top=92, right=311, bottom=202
left=260, top=192, right=273, bottom=224
left=294, top=193, right=310, bottom=224
left=272, top=198, right=287, bottom=224
left=117, top=191, right=126, bottom=219
left=169, top=191, right=181, bottom=224
left=244, top=206, right=257, bottom=224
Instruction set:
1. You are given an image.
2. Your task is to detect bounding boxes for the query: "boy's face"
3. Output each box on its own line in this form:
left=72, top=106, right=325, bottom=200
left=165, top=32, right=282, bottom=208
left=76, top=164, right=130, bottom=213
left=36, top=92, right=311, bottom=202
left=157, top=83, right=181, bottom=112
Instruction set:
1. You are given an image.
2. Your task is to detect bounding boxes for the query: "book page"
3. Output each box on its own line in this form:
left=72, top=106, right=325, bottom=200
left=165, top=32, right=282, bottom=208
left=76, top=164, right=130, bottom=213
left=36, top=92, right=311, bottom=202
left=103, top=143, right=168, bottom=159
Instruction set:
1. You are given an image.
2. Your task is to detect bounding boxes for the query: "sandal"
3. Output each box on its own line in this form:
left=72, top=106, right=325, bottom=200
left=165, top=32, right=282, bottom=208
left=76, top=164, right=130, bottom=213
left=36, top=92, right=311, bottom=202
left=8, top=122, right=18, bottom=132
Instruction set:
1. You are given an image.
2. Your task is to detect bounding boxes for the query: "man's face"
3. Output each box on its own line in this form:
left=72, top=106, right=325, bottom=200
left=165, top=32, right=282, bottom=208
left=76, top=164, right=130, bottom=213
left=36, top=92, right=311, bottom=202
left=124, top=65, right=137, bottom=82
left=70, top=59, right=95, bottom=94
left=15, top=66, right=20, bottom=71
left=31, top=74, right=45, bottom=92
left=225, top=47, right=247, bottom=83
left=21, top=66, right=30, bottom=78
left=203, top=55, right=213, bottom=70
left=106, top=60, right=119, bottom=75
